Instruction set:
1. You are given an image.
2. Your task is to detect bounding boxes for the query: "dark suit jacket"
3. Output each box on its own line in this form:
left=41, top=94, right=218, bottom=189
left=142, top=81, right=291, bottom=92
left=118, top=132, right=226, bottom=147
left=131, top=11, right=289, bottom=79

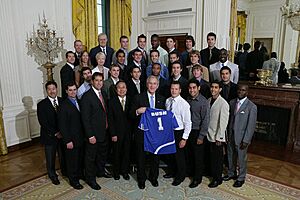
left=126, top=62, right=147, bottom=84
left=200, top=47, right=220, bottom=69
left=58, top=98, right=84, bottom=147
left=126, top=79, right=146, bottom=98
left=90, top=45, right=115, bottom=68
left=220, top=81, right=238, bottom=103
left=228, top=98, right=257, bottom=145
left=157, top=77, right=169, bottom=98
left=80, top=88, right=108, bottom=142
left=128, top=47, right=148, bottom=67
left=37, top=97, right=63, bottom=145
left=108, top=96, right=132, bottom=141
left=60, top=64, right=75, bottom=99
left=130, top=92, right=166, bottom=129
left=190, top=77, right=211, bottom=99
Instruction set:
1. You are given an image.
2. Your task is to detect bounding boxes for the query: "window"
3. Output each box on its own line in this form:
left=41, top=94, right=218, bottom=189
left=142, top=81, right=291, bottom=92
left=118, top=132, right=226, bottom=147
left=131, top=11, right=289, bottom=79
left=97, top=0, right=106, bottom=34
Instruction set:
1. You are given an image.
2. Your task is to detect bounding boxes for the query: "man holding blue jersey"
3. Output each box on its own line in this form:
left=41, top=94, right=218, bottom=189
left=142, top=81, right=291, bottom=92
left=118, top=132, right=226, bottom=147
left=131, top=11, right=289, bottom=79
left=131, top=75, right=166, bottom=189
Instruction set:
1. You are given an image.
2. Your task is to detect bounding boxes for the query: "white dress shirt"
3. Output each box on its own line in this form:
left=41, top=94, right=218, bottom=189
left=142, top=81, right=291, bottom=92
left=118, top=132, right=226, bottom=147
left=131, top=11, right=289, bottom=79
left=166, top=95, right=192, bottom=139
left=132, top=78, right=141, bottom=93
left=48, top=96, right=59, bottom=107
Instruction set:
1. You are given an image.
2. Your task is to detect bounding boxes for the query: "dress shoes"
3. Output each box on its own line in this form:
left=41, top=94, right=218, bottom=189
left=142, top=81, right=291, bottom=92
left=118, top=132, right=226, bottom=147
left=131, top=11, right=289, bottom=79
left=208, top=180, right=222, bottom=188
left=138, top=182, right=145, bottom=189
left=171, top=179, right=183, bottom=186
left=70, top=182, right=84, bottom=190
left=122, top=174, right=130, bottom=180
left=233, top=180, right=245, bottom=188
left=222, top=175, right=238, bottom=181
left=87, top=181, right=101, bottom=190
left=163, top=173, right=175, bottom=179
left=50, top=177, right=60, bottom=185
left=189, top=179, right=202, bottom=188
left=149, top=179, right=159, bottom=187
left=113, top=175, right=120, bottom=180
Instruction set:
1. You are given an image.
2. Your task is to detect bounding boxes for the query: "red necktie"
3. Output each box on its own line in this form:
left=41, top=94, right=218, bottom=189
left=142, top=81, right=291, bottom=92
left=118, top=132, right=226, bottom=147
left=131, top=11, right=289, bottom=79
left=99, top=92, right=108, bottom=128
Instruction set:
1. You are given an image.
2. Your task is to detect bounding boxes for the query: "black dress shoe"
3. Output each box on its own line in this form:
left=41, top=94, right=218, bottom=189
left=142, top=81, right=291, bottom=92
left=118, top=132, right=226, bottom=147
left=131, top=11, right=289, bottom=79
left=208, top=180, right=222, bottom=188
left=233, top=180, right=245, bottom=188
left=122, top=174, right=130, bottom=180
left=138, top=182, right=145, bottom=189
left=71, top=182, right=84, bottom=190
left=150, top=179, right=159, bottom=187
left=114, top=175, right=120, bottom=180
left=171, top=179, right=182, bottom=186
left=163, top=173, right=175, bottom=179
left=223, top=175, right=238, bottom=181
left=189, top=179, right=202, bottom=188
left=50, top=177, right=60, bottom=185
left=87, top=181, right=101, bottom=190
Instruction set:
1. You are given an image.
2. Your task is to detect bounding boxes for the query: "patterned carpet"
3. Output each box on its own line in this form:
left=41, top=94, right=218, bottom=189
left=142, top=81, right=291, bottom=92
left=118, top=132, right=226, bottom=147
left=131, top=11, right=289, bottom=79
left=2, top=170, right=300, bottom=200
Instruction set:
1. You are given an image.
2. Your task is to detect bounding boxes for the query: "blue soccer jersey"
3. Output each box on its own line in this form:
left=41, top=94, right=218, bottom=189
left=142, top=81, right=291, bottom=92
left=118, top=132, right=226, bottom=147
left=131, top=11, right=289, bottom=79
left=138, top=108, right=179, bottom=155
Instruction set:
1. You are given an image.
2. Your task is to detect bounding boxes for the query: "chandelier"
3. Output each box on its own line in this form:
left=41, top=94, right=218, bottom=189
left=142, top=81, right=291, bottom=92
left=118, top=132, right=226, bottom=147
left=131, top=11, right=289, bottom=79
left=26, top=13, right=65, bottom=81
left=281, top=1, right=300, bottom=31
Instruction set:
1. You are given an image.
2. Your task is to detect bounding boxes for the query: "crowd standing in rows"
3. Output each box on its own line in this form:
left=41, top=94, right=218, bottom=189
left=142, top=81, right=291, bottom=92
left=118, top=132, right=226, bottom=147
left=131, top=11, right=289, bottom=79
left=37, top=32, right=258, bottom=191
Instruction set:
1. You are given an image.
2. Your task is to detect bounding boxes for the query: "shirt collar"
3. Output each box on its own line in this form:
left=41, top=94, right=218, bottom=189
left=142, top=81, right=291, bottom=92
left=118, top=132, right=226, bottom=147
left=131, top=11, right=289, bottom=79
left=118, top=96, right=126, bottom=102
left=169, top=47, right=175, bottom=53
left=137, top=46, right=144, bottom=52
left=238, top=97, right=247, bottom=105
left=173, top=74, right=181, bottom=81
left=111, top=77, right=119, bottom=85
left=133, top=60, right=141, bottom=67
left=132, top=78, right=140, bottom=84
left=219, top=60, right=228, bottom=67
left=48, top=96, right=58, bottom=104
left=67, top=62, right=74, bottom=69
left=92, top=86, right=101, bottom=95
left=147, top=91, right=155, bottom=99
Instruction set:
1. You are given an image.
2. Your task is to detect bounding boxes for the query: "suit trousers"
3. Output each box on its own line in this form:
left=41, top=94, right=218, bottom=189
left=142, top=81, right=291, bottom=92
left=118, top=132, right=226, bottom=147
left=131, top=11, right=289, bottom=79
left=135, top=130, right=159, bottom=183
left=227, top=133, right=248, bottom=181
left=44, top=139, right=66, bottom=179
left=85, top=140, right=108, bottom=182
left=174, top=129, right=186, bottom=182
left=65, top=146, right=84, bottom=183
left=210, top=142, right=224, bottom=182
left=112, top=135, right=130, bottom=176
left=187, top=130, right=205, bottom=181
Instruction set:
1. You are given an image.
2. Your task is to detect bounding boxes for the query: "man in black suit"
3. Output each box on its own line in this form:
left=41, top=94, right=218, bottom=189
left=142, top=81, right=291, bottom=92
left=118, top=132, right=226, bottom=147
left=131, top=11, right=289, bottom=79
left=170, top=61, right=188, bottom=99
left=108, top=80, right=131, bottom=180
left=128, top=34, right=148, bottom=66
left=220, top=66, right=238, bottom=103
left=58, top=82, right=84, bottom=190
left=81, top=72, right=111, bottom=190
left=74, top=40, right=83, bottom=66
left=90, top=33, right=115, bottom=68
left=60, top=51, right=76, bottom=99
left=37, top=81, right=66, bottom=185
left=190, top=64, right=211, bottom=99
left=127, top=49, right=147, bottom=84
left=151, top=63, right=169, bottom=98
left=130, top=75, right=166, bottom=189
left=200, top=32, right=220, bottom=70
left=126, top=66, right=145, bottom=97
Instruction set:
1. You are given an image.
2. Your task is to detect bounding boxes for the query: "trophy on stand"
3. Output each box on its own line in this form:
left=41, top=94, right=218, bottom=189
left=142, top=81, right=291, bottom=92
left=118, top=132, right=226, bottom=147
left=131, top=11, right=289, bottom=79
left=255, top=69, right=273, bottom=86
left=26, top=13, right=65, bottom=81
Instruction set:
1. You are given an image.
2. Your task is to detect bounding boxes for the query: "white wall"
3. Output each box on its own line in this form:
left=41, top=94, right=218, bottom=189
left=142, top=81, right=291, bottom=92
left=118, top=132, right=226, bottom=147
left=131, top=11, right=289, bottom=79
left=131, top=0, right=231, bottom=51
left=238, top=0, right=299, bottom=68
left=0, top=0, right=74, bottom=146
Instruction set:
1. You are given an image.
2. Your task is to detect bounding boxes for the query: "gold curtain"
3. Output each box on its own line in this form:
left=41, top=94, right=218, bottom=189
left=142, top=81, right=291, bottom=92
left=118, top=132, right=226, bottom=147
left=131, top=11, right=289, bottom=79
left=72, top=0, right=98, bottom=51
left=0, top=110, right=8, bottom=155
left=236, top=13, right=247, bottom=45
left=110, top=0, right=132, bottom=50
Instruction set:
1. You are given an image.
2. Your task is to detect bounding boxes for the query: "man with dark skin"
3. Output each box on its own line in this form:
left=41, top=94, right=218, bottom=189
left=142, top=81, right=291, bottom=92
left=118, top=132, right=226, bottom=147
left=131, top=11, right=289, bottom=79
left=224, top=84, right=257, bottom=188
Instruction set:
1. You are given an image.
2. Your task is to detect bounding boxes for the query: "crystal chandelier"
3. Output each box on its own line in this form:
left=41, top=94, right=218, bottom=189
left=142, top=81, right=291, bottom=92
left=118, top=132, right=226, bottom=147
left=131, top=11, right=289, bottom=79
left=281, top=1, right=300, bottom=31
left=26, top=13, right=65, bottom=81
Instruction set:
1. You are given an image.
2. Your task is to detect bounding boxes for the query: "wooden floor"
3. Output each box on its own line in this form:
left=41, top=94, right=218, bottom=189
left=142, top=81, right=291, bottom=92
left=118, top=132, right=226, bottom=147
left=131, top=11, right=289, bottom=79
left=0, top=142, right=300, bottom=192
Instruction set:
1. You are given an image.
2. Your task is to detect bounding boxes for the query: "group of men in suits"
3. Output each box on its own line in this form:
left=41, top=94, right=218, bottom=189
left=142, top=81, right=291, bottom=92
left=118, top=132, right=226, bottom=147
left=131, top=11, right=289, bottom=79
left=39, top=31, right=258, bottom=191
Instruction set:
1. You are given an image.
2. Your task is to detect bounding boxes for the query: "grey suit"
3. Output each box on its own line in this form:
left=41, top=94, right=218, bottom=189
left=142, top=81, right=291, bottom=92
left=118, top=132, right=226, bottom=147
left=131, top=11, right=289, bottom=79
left=227, top=97, right=257, bottom=181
